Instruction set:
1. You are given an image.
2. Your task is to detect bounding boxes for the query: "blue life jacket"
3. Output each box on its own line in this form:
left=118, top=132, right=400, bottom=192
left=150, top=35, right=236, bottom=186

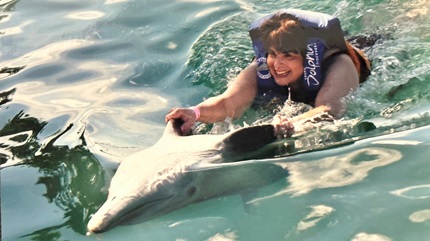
left=249, top=9, right=347, bottom=106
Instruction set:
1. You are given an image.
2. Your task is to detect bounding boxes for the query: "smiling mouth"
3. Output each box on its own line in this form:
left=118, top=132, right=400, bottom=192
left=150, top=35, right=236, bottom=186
left=275, top=70, right=290, bottom=77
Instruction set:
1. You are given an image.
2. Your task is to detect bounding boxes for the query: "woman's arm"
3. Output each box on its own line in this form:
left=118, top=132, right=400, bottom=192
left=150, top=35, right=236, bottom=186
left=196, top=62, right=258, bottom=122
left=314, top=53, right=360, bottom=118
left=166, top=62, right=258, bottom=132
left=274, top=54, right=359, bottom=135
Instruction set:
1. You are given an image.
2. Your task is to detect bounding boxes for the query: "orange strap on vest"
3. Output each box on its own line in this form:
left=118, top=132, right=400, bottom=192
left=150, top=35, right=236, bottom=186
left=345, top=41, right=372, bottom=83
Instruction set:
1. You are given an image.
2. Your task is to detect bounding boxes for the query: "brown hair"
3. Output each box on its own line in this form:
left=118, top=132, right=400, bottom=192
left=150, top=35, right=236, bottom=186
left=259, top=13, right=308, bottom=57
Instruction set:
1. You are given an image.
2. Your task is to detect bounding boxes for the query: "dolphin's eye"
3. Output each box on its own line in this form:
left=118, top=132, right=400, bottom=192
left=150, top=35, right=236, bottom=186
left=187, top=186, right=197, bottom=196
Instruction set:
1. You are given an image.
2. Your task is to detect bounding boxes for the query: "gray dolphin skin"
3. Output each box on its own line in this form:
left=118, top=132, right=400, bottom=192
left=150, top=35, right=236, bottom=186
left=87, top=119, right=287, bottom=233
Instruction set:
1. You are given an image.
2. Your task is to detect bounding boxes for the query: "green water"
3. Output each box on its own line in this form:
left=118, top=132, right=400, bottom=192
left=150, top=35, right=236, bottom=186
left=1, top=0, right=430, bottom=240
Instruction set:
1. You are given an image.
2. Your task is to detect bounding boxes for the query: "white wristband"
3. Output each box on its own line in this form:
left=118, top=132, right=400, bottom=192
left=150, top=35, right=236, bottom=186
left=189, top=106, right=201, bottom=120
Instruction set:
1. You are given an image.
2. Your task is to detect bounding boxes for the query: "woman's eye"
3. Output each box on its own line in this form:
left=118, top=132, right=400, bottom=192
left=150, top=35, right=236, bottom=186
left=286, top=55, right=296, bottom=60
left=283, top=53, right=297, bottom=60
left=268, top=52, right=276, bottom=58
left=281, top=51, right=292, bottom=57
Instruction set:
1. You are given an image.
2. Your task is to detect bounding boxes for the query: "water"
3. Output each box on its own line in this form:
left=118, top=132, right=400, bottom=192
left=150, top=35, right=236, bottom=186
left=1, top=0, right=429, bottom=240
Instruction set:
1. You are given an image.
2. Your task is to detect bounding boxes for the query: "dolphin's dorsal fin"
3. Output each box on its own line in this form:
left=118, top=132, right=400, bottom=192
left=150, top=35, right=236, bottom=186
left=221, top=125, right=276, bottom=160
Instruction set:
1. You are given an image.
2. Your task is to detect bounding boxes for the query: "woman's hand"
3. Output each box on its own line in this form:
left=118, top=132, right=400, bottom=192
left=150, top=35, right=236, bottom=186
left=165, top=108, right=198, bottom=133
left=271, top=115, right=295, bottom=138
left=271, top=106, right=334, bottom=138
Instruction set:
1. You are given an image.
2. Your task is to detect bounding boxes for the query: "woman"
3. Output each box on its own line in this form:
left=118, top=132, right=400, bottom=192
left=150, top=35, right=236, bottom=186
left=165, top=9, right=371, bottom=135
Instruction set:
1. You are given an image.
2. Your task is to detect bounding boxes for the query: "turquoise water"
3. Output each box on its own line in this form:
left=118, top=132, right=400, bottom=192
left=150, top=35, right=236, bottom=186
left=1, top=0, right=430, bottom=240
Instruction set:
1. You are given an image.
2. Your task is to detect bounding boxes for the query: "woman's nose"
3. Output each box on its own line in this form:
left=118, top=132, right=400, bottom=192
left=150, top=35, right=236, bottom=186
left=274, top=56, right=285, bottom=68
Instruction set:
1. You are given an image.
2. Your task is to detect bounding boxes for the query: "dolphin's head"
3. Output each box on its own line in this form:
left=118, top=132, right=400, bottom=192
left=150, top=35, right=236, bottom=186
left=87, top=160, right=202, bottom=233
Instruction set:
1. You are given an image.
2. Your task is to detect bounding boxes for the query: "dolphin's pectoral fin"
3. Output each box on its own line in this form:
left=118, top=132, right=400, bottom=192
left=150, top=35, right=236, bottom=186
left=239, top=190, right=258, bottom=213
left=221, top=124, right=277, bottom=161
left=238, top=162, right=289, bottom=212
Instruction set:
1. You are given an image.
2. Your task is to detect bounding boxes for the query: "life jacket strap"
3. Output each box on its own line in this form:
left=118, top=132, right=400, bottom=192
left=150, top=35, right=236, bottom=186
left=345, top=41, right=372, bottom=83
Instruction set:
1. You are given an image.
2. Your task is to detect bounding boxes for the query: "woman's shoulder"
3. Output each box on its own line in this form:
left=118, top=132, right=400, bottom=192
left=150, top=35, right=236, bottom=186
left=324, top=52, right=356, bottom=72
left=321, top=52, right=359, bottom=91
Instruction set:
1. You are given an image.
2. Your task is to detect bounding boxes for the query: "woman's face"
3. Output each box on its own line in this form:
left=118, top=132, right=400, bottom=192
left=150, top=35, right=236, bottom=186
left=267, top=48, right=303, bottom=86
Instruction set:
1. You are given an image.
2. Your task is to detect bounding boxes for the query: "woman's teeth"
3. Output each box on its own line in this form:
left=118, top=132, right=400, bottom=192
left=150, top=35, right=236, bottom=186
left=276, top=70, right=289, bottom=76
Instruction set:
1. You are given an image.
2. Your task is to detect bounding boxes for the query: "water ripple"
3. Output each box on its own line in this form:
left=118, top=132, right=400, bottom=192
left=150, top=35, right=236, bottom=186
left=390, top=185, right=430, bottom=200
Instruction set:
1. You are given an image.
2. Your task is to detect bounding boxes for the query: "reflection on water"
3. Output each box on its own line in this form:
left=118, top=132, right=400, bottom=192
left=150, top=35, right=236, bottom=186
left=0, top=67, right=25, bottom=79
left=250, top=147, right=402, bottom=202
left=409, top=209, right=430, bottom=223
left=0, top=111, right=46, bottom=166
left=1, top=39, right=92, bottom=69
left=65, top=11, right=105, bottom=21
left=0, top=87, right=15, bottom=107
left=0, top=112, right=107, bottom=238
left=296, top=205, right=335, bottom=231
left=0, top=128, right=33, bottom=167
left=390, top=185, right=430, bottom=200
left=285, top=147, right=402, bottom=195
left=351, top=232, right=392, bottom=241
left=1, top=0, right=430, bottom=240
left=0, top=19, right=32, bottom=36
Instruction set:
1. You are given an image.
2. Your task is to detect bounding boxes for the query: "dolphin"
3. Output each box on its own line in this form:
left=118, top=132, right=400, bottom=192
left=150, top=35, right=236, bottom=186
left=87, top=119, right=288, bottom=233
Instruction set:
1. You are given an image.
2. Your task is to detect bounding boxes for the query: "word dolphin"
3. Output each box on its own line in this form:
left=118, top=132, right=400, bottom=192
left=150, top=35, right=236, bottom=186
left=87, top=119, right=287, bottom=233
